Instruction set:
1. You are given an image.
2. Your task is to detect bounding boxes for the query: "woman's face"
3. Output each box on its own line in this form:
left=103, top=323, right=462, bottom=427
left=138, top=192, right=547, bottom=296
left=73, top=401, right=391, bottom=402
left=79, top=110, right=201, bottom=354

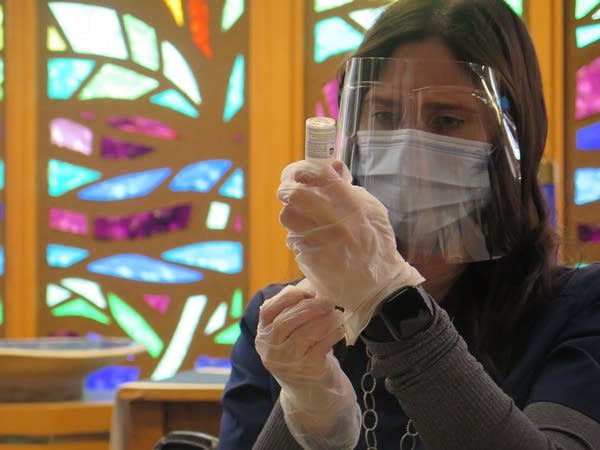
left=358, top=38, right=495, bottom=142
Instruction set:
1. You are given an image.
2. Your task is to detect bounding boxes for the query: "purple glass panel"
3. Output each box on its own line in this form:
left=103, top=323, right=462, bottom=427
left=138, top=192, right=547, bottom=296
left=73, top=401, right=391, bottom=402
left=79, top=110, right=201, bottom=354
left=106, top=116, right=178, bottom=140
left=576, top=121, right=600, bottom=150
left=94, top=203, right=192, bottom=241
left=0, top=203, right=4, bottom=221
left=142, top=294, right=171, bottom=314
left=50, top=118, right=93, bottom=155
left=323, top=78, right=340, bottom=119
left=578, top=223, right=600, bottom=243
left=49, top=208, right=88, bottom=235
left=576, top=56, right=600, bottom=120
left=101, top=136, right=154, bottom=160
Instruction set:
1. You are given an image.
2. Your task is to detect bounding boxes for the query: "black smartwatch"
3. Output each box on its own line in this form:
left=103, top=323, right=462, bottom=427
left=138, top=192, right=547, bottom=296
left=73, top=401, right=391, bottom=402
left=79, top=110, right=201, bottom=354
left=362, top=285, right=434, bottom=342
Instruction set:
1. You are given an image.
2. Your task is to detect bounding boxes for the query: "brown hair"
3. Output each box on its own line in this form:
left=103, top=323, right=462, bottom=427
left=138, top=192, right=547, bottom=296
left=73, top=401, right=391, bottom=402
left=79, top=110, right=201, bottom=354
left=341, top=0, right=563, bottom=379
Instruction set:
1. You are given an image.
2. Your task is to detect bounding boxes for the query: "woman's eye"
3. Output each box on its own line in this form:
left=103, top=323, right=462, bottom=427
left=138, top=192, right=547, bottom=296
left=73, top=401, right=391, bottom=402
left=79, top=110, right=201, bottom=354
left=431, top=115, right=465, bottom=133
left=371, top=110, right=398, bottom=126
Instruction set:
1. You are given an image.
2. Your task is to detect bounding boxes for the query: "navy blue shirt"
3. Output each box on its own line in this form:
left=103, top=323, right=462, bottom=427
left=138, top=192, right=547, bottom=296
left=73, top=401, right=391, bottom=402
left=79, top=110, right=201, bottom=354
left=219, top=265, right=600, bottom=449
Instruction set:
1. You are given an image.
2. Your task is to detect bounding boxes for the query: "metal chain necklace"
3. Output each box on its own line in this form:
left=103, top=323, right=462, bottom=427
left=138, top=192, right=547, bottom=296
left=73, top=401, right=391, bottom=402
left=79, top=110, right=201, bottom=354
left=361, top=348, right=420, bottom=450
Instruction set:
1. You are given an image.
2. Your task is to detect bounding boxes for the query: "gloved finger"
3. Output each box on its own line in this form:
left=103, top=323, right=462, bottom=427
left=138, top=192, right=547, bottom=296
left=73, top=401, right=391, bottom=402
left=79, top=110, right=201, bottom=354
left=268, top=297, right=336, bottom=344
left=259, top=284, right=315, bottom=327
left=305, top=319, right=345, bottom=361
left=281, top=160, right=343, bottom=187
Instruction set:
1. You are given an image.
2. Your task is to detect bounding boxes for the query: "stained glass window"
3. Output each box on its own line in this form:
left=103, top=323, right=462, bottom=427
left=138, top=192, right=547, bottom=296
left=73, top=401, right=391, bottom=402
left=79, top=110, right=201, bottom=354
left=37, top=0, right=249, bottom=384
left=567, top=0, right=600, bottom=263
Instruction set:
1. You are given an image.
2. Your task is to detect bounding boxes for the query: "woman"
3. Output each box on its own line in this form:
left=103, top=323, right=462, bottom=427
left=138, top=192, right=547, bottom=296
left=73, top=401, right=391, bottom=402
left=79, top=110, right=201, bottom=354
left=218, top=1, right=600, bottom=449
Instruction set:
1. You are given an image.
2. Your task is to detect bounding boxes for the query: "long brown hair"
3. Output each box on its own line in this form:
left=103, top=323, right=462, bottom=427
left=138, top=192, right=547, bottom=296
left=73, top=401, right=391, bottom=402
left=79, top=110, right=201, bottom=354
left=341, top=0, right=563, bottom=379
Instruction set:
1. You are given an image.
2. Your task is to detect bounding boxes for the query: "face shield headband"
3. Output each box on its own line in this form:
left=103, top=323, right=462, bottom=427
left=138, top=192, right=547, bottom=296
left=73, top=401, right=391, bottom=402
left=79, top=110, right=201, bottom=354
left=336, top=57, right=521, bottom=265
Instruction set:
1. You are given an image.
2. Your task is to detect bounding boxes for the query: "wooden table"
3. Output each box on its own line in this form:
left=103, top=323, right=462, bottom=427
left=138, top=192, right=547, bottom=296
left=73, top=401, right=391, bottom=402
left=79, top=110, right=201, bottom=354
left=0, top=400, right=112, bottom=450
left=110, top=371, right=227, bottom=450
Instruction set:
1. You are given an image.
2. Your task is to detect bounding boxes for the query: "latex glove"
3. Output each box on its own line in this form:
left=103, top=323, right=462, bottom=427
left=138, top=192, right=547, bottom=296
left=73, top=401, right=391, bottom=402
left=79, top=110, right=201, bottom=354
left=278, top=160, right=425, bottom=344
left=255, top=279, right=360, bottom=450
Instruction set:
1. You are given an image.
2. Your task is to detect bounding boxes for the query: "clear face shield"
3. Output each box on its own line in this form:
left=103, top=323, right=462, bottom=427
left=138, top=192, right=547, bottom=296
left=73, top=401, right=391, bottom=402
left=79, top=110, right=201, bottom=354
left=337, top=58, right=521, bottom=265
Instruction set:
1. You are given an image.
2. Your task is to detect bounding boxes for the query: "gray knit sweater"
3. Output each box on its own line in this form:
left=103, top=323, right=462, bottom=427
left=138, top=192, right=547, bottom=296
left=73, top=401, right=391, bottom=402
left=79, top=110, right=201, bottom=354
left=252, top=305, right=600, bottom=449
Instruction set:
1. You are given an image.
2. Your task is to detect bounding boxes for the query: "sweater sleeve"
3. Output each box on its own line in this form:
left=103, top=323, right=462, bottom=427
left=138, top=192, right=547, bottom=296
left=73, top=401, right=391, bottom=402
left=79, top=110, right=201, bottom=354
left=252, top=398, right=304, bottom=450
left=362, top=304, right=600, bottom=450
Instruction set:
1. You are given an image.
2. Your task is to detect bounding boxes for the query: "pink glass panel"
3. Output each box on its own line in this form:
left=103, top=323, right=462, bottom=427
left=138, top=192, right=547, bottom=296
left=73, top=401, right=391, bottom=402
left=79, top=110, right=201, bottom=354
left=142, top=294, right=171, bottom=314
left=576, top=57, right=600, bottom=120
left=50, top=118, right=93, bottom=155
left=49, top=208, right=88, bottom=235
left=107, top=116, right=179, bottom=140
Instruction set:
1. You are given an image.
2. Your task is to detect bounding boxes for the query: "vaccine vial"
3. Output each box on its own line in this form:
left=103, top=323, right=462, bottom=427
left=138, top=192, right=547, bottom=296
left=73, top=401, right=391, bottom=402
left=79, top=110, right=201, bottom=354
left=305, top=117, right=336, bottom=161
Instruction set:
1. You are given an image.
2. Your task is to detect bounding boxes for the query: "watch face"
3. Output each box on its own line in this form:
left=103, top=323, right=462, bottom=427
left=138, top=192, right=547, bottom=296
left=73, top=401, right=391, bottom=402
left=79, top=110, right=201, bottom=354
left=380, top=286, right=427, bottom=320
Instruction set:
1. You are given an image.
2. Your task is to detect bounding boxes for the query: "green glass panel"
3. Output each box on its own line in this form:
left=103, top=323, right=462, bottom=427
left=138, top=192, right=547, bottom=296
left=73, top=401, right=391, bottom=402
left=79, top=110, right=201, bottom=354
left=108, top=292, right=164, bottom=358
left=314, top=0, right=353, bottom=13
left=503, top=0, right=523, bottom=16
left=51, top=298, right=111, bottom=325
left=48, top=3, right=128, bottom=59
left=349, top=7, right=387, bottom=30
left=214, top=323, right=241, bottom=345
left=223, top=54, right=244, bottom=121
left=123, top=14, right=160, bottom=71
left=61, top=278, right=106, bottom=309
left=0, top=59, right=4, bottom=102
left=230, top=288, right=243, bottom=319
left=150, top=89, right=199, bottom=117
left=0, top=5, right=4, bottom=51
left=204, top=302, right=227, bottom=334
left=46, top=283, right=72, bottom=307
left=222, top=0, right=244, bottom=31
left=0, top=299, right=3, bottom=326
left=47, top=25, right=67, bottom=51
left=79, top=63, right=159, bottom=100
left=151, top=295, right=207, bottom=380
left=576, top=0, right=600, bottom=19
left=161, top=41, right=201, bottom=104
left=576, top=23, right=600, bottom=48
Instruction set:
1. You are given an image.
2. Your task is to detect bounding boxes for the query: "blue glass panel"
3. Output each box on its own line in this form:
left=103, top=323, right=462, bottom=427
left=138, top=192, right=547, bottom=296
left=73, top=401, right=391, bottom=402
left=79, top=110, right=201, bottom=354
left=151, top=89, right=199, bottom=118
left=78, top=168, right=171, bottom=201
left=48, top=3, right=128, bottom=59
left=169, top=160, right=232, bottom=192
left=219, top=168, right=244, bottom=199
left=48, top=159, right=102, bottom=197
left=0, top=159, right=4, bottom=190
left=576, top=23, right=600, bottom=48
left=574, top=168, right=600, bottom=205
left=223, top=54, right=245, bottom=122
left=0, top=246, right=4, bottom=276
left=576, top=122, right=600, bottom=150
left=84, top=365, right=141, bottom=400
left=314, top=17, right=364, bottom=63
left=47, top=58, right=96, bottom=99
left=47, top=244, right=90, bottom=268
left=87, top=254, right=203, bottom=283
left=162, top=241, right=243, bottom=275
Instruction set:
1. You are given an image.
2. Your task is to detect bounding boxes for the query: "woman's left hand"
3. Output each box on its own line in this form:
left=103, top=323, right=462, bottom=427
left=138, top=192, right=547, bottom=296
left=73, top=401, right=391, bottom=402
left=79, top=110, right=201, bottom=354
left=277, top=159, right=424, bottom=343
